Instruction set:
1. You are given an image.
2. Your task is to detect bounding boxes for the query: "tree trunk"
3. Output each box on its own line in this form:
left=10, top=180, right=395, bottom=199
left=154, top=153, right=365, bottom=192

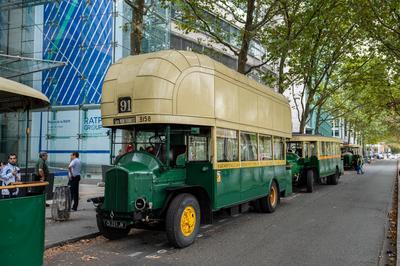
left=315, top=104, right=322, bottom=134
left=278, top=49, right=288, bottom=94
left=237, top=0, right=255, bottom=74
left=130, top=0, right=145, bottom=55
left=299, top=104, right=310, bottom=134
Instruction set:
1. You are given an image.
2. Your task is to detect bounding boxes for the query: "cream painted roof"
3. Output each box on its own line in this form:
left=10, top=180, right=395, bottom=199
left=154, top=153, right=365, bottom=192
left=101, top=50, right=292, bottom=137
left=0, top=77, right=49, bottom=112
left=290, top=134, right=342, bottom=143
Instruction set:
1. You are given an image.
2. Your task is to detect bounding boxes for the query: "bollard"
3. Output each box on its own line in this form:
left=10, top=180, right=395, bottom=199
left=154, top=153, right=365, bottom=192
left=51, top=186, right=71, bottom=221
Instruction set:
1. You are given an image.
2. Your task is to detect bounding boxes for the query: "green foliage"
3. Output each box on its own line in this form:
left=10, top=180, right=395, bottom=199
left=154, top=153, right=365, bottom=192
left=169, top=0, right=278, bottom=73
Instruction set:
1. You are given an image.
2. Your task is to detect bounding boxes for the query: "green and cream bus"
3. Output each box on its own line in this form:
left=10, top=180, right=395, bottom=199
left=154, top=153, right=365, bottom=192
left=341, top=144, right=363, bottom=169
left=95, top=50, right=293, bottom=248
left=286, top=135, right=343, bottom=192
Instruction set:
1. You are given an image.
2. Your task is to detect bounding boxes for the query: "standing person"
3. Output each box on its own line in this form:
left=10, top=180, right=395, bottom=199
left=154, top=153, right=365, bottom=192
left=1, top=154, right=21, bottom=198
left=356, top=156, right=364, bottom=174
left=68, top=152, right=81, bottom=211
left=35, top=152, right=50, bottom=206
left=35, top=152, right=49, bottom=182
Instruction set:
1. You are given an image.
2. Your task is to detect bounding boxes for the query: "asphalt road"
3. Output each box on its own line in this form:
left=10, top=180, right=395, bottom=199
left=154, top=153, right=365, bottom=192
left=46, top=160, right=397, bottom=266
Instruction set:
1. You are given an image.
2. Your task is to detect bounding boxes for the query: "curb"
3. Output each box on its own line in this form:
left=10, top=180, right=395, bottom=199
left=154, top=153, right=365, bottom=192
left=45, top=232, right=101, bottom=250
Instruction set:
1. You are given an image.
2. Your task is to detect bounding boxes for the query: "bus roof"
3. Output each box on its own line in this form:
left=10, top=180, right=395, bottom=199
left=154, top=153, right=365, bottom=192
left=101, top=50, right=292, bottom=138
left=0, top=77, right=49, bottom=112
left=289, top=134, right=342, bottom=143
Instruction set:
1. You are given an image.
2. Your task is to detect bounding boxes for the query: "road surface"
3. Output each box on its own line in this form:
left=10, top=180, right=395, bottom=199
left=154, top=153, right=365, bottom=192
left=46, top=160, right=397, bottom=266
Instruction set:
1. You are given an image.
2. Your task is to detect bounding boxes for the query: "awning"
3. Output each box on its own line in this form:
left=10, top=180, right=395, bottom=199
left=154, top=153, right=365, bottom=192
left=0, top=77, right=50, bottom=112
left=0, top=54, right=65, bottom=78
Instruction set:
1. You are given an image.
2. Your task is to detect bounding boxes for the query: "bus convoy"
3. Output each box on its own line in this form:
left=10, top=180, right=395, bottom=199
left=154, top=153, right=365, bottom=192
left=94, top=50, right=361, bottom=248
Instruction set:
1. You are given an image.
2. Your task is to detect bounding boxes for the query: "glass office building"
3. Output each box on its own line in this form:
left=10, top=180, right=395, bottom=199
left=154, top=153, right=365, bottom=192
left=0, top=0, right=269, bottom=177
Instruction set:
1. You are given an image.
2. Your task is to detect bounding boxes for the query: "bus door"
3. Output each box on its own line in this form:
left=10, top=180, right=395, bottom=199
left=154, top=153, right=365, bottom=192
left=185, top=131, right=214, bottom=205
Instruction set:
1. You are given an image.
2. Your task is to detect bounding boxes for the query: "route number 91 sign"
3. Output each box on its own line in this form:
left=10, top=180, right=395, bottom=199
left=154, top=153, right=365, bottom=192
left=118, top=97, right=132, bottom=113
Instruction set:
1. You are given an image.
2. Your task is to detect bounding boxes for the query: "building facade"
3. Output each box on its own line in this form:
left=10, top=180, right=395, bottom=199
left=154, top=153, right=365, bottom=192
left=0, top=0, right=267, bottom=177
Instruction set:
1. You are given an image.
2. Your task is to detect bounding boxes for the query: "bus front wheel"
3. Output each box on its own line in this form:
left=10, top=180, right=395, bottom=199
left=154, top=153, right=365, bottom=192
left=166, top=193, right=200, bottom=248
left=306, top=170, right=314, bottom=193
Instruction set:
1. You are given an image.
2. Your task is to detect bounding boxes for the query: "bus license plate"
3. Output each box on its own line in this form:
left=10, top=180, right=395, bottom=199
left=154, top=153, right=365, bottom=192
left=104, top=219, right=126, bottom=229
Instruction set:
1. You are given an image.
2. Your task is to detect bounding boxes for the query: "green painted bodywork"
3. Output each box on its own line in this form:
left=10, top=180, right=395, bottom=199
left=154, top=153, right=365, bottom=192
left=0, top=194, right=46, bottom=266
left=101, top=152, right=292, bottom=219
left=287, top=150, right=343, bottom=185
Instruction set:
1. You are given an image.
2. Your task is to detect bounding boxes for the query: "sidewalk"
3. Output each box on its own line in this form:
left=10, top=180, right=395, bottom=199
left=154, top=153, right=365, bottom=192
left=45, top=183, right=104, bottom=249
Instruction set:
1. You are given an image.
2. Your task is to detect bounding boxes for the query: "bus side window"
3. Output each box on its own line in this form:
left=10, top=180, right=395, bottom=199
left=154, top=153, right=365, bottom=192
left=259, top=135, right=272, bottom=160
left=217, top=128, right=238, bottom=162
left=273, top=137, right=284, bottom=160
left=310, top=142, right=317, bottom=157
left=188, top=135, right=208, bottom=161
left=240, top=132, right=257, bottom=161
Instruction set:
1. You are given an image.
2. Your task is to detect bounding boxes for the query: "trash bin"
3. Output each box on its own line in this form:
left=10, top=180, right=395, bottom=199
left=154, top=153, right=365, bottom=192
left=51, top=186, right=71, bottom=221
left=0, top=183, right=47, bottom=266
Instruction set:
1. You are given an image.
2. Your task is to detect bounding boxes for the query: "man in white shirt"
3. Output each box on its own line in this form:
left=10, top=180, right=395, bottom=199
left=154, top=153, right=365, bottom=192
left=68, top=152, right=81, bottom=211
left=1, top=154, right=21, bottom=198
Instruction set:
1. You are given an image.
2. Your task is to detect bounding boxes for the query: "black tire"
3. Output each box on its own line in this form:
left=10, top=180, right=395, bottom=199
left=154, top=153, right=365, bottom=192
left=166, top=193, right=200, bottom=248
left=330, top=168, right=339, bottom=185
left=258, top=181, right=279, bottom=213
left=96, top=214, right=130, bottom=240
left=306, top=169, right=314, bottom=193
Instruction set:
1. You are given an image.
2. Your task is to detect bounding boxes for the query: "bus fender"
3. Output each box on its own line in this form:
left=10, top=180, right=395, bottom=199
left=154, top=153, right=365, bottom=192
left=162, top=186, right=213, bottom=224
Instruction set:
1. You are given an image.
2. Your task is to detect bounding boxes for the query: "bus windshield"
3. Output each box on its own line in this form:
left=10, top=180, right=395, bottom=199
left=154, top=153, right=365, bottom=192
left=111, top=127, right=167, bottom=165
left=111, top=125, right=210, bottom=166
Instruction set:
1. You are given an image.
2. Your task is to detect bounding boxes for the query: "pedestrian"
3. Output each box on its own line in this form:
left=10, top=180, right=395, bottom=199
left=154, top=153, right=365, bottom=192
left=35, top=151, right=49, bottom=182
left=356, top=156, right=364, bottom=174
left=35, top=151, right=50, bottom=206
left=1, top=154, right=21, bottom=198
left=68, top=151, right=81, bottom=211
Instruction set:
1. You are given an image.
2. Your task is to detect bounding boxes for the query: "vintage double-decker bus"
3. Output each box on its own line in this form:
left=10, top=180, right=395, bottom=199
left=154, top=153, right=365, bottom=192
left=341, top=144, right=363, bottom=169
left=95, top=50, right=292, bottom=247
left=286, top=135, right=343, bottom=192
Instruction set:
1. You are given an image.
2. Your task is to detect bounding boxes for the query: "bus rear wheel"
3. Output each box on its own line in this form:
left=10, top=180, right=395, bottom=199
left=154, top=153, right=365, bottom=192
left=166, top=193, right=200, bottom=248
left=329, top=168, right=339, bottom=185
left=96, top=215, right=130, bottom=240
left=306, top=170, right=314, bottom=193
left=257, top=181, right=279, bottom=213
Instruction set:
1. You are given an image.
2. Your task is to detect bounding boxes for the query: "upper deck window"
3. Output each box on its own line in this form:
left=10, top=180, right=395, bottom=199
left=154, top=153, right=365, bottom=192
left=240, top=132, right=257, bottom=161
left=217, top=128, right=238, bottom=162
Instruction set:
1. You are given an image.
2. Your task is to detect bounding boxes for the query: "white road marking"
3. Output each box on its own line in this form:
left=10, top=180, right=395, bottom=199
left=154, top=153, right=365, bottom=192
left=157, top=249, right=167, bottom=254
left=284, top=193, right=301, bottom=201
left=128, top=252, right=143, bottom=257
left=201, top=224, right=212, bottom=229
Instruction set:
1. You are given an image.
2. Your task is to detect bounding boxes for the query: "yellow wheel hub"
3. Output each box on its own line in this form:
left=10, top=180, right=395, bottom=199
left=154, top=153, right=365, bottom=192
left=269, top=185, right=277, bottom=207
left=180, top=206, right=196, bottom=237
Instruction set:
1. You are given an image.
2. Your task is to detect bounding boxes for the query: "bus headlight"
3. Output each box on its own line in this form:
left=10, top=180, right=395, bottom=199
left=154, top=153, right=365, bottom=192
left=135, top=197, right=146, bottom=210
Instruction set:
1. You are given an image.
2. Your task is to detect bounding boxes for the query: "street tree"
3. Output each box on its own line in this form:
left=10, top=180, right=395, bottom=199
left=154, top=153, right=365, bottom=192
left=169, top=0, right=278, bottom=74
left=124, top=0, right=155, bottom=55
left=285, top=0, right=363, bottom=133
